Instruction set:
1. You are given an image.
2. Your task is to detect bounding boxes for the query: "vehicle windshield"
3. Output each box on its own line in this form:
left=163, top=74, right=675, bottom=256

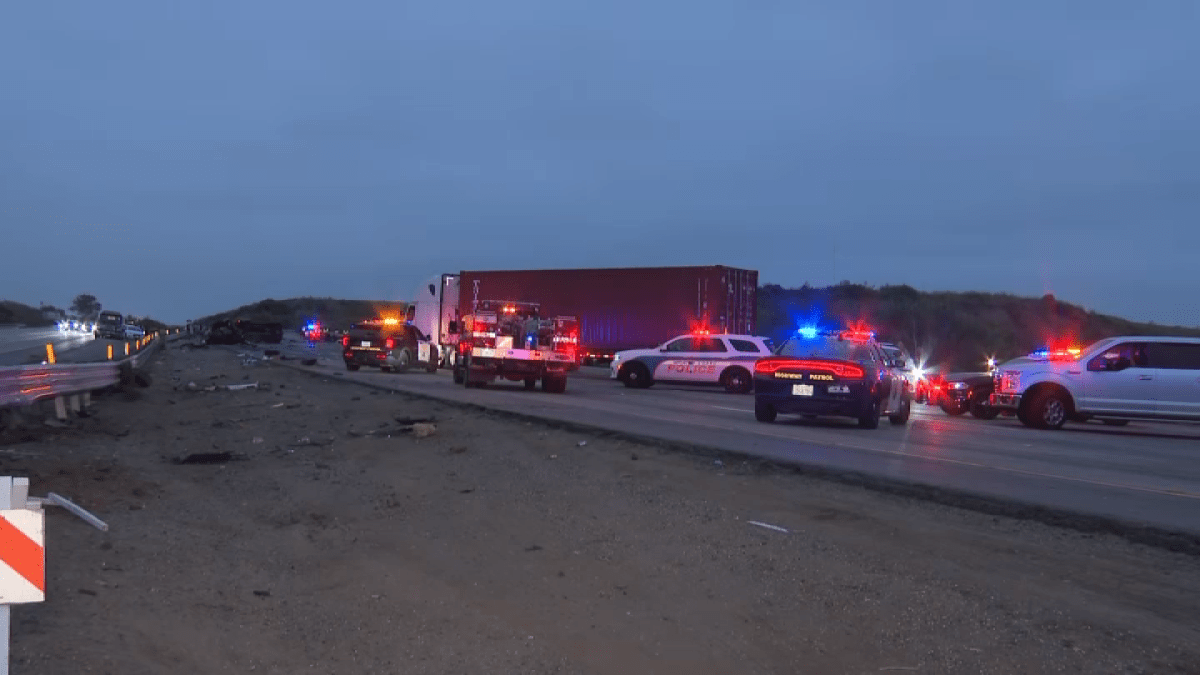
left=776, top=336, right=876, bottom=363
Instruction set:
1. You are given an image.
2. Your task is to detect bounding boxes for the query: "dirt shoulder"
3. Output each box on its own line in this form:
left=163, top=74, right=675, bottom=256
left=2, top=344, right=1198, bottom=674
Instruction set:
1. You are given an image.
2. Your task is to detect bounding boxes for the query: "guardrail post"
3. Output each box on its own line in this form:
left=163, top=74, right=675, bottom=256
left=68, top=396, right=81, bottom=415
left=82, top=392, right=91, bottom=409
left=53, top=397, right=67, bottom=422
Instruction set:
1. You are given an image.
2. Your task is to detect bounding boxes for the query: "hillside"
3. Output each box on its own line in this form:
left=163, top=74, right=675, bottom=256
left=757, top=283, right=1200, bottom=372
left=196, top=297, right=408, bottom=331
left=0, top=300, right=55, bottom=327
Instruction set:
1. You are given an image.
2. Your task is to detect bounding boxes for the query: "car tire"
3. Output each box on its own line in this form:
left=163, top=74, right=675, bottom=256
left=621, top=362, right=652, bottom=389
left=452, top=366, right=464, bottom=384
left=1025, top=388, right=1070, bottom=430
left=393, top=349, right=412, bottom=373
left=754, top=400, right=777, bottom=423
left=345, top=362, right=360, bottom=372
left=969, top=393, right=1000, bottom=420
left=858, top=398, right=882, bottom=429
left=889, top=396, right=912, bottom=425
left=720, top=367, right=753, bottom=394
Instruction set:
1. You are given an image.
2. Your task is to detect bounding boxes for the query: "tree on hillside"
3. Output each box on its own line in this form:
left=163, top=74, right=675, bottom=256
left=70, top=294, right=102, bottom=320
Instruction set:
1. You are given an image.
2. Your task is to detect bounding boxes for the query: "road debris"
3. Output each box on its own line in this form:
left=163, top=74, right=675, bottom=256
left=747, top=520, right=789, bottom=534
left=173, top=451, right=248, bottom=465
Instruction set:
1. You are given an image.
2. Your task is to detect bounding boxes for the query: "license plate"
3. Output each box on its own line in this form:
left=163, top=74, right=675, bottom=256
left=792, top=384, right=814, bottom=396
left=361, top=341, right=372, bottom=347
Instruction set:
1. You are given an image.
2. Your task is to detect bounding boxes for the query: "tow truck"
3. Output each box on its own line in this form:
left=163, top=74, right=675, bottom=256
left=452, top=300, right=578, bottom=393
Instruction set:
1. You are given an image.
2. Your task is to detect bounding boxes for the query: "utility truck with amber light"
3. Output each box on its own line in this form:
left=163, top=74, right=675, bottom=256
left=452, top=300, right=578, bottom=393
left=989, top=337, right=1200, bottom=429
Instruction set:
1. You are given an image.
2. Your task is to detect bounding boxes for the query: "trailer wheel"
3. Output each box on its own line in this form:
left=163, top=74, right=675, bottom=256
left=542, top=374, right=567, bottom=394
left=524, top=377, right=537, bottom=390
left=720, top=366, right=753, bottom=394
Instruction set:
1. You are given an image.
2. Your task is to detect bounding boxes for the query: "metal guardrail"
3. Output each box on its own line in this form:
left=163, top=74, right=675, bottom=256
left=0, top=333, right=166, bottom=409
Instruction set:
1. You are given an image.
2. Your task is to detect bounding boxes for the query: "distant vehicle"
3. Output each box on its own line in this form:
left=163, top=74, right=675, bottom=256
left=124, top=325, right=145, bottom=339
left=452, top=300, right=576, bottom=392
left=610, top=332, right=774, bottom=394
left=342, top=318, right=438, bottom=373
left=94, top=311, right=124, bottom=339
left=878, top=342, right=921, bottom=397
left=752, top=328, right=911, bottom=429
left=990, top=337, right=1200, bottom=429
left=934, top=372, right=999, bottom=418
left=303, top=320, right=325, bottom=342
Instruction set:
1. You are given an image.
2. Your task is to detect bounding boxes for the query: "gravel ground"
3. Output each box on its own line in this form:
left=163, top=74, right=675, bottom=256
left=2, top=343, right=1198, bottom=674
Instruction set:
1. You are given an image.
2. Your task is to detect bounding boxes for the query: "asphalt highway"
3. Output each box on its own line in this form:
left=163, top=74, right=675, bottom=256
left=0, top=326, right=154, bottom=366
left=271, top=336, right=1200, bottom=536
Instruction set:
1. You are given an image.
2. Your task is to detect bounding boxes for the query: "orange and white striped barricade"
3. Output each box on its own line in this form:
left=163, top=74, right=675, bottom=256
left=1, top=477, right=108, bottom=675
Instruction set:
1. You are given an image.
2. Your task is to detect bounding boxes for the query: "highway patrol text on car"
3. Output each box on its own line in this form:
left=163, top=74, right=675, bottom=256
left=752, top=329, right=911, bottom=428
left=611, top=332, right=775, bottom=394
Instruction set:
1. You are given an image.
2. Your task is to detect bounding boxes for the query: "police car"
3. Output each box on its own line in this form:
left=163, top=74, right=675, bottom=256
left=752, top=328, right=911, bottom=428
left=610, top=332, right=775, bottom=394
left=342, top=318, right=439, bottom=373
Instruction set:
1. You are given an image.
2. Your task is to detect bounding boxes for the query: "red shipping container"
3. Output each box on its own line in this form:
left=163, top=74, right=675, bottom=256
left=458, top=266, right=758, bottom=360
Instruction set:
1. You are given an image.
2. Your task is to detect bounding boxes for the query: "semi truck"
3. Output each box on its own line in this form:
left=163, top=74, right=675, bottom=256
left=407, top=265, right=758, bottom=367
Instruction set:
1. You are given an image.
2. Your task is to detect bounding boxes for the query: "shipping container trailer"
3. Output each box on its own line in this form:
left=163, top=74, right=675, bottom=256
left=458, top=266, right=758, bottom=364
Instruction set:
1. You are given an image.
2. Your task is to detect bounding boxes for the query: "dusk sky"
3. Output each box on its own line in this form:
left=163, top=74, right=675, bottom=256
left=2, top=1, right=1196, bottom=327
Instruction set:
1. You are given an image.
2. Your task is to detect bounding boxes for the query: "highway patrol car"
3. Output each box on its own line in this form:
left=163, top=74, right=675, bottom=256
left=610, top=332, right=775, bottom=394
left=752, top=329, right=911, bottom=429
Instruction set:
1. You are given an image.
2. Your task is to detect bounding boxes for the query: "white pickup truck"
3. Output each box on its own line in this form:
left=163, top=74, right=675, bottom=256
left=989, top=336, right=1200, bottom=429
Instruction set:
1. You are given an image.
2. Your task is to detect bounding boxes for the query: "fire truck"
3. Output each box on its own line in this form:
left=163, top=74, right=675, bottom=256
left=452, top=300, right=579, bottom=392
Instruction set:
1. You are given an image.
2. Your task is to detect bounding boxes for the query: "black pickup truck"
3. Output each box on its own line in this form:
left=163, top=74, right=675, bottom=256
left=934, top=371, right=1000, bottom=419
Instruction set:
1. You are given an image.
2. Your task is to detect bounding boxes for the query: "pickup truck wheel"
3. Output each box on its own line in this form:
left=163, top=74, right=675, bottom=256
left=940, top=401, right=966, bottom=416
left=720, top=367, right=753, bottom=394
left=1026, top=388, right=1070, bottom=430
left=969, top=393, right=1000, bottom=420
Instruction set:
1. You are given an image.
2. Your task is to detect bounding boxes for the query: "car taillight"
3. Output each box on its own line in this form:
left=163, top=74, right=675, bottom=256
left=385, top=337, right=395, bottom=350
left=341, top=336, right=349, bottom=347
left=754, top=358, right=865, bottom=379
